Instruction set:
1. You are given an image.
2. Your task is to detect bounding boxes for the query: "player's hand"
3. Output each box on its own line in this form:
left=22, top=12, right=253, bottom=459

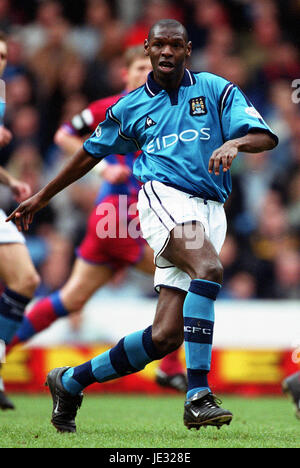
left=6, top=193, right=49, bottom=231
left=0, top=126, right=12, bottom=147
left=208, top=141, right=239, bottom=176
left=102, top=164, right=131, bottom=184
left=9, top=178, right=32, bottom=203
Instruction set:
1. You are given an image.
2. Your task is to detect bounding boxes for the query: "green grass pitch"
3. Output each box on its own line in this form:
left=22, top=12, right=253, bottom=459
left=0, top=393, right=299, bottom=448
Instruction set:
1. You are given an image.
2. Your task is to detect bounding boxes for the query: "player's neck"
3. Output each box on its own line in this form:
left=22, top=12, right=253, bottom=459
left=153, top=68, right=185, bottom=91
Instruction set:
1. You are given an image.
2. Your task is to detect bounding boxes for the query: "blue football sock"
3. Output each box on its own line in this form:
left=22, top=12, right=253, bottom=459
left=62, top=325, right=163, bottom=395
left=0, top=287, right=31, bottom=344
left=183, top=279, right=221, bottom=399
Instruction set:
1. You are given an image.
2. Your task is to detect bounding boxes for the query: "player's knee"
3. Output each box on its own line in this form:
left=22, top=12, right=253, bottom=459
left=14, top=271, right=41, bottom=298
left=192, top=258, right=223, bottom=284
left=152, top=326, right=183, bottom=356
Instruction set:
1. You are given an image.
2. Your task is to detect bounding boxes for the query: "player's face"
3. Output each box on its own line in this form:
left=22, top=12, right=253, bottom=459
left=144, top=26, right=191, bottom=83
left=126, top=57, right=152, bottom=91
left=0, top=40, right=7, bottom=77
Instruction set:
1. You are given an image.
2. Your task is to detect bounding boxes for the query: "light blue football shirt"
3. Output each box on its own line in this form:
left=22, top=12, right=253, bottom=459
left=0, top=79, right=6, bottom=125
left=84, top=69, right=278, bottom=203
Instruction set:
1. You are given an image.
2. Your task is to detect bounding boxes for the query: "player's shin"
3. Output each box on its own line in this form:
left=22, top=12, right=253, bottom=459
left=183, top=279, right=221, bottom=398
left=61, top=325, right=164, bottom=395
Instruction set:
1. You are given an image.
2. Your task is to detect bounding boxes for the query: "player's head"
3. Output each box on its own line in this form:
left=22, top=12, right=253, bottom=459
left=0, top=31, right=7, bottom=77
left=144, top=19, right=191, bottom=84
left=123, top=45, right=152, bottom=92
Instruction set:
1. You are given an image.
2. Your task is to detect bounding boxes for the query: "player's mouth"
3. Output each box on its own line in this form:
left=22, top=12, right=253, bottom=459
left=158, top=61, right=175, bottom=72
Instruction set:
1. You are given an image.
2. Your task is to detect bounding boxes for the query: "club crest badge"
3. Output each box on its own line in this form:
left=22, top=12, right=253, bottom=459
left=189, top=96, right=207, bottom=116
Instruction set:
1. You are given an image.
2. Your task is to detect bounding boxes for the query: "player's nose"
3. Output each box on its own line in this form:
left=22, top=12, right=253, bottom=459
left=161, top=44, right=173, bottom=57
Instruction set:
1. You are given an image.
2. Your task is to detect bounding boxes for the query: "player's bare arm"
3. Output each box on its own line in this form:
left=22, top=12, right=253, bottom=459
left=0, top=166, right=13, bottom=186
left=0, top=166, right=31, bottom=201
left=8, top=179, right=32, bottom=203
left=208, top=130, right=277, bottom=175
left=54, top=127, right=87, bottom=156
left=55, top=127, right=131, bottom=184
left=6, top=147, right=100, bottom=231
left=100, top=164, right=131, bottom=184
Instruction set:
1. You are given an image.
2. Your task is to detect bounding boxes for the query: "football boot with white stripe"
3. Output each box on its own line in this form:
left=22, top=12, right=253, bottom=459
left=184, top=389, right=233, bottom=430
left=45, top=366, right=83, bottom=433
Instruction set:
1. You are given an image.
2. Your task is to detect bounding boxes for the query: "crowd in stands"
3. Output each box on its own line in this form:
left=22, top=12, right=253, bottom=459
left=0, top=0, right=299, bottom=300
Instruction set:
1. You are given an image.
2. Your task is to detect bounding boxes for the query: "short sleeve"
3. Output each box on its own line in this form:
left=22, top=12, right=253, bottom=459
left=220, top=84, right=278, bottom=145
left=83, top=99, right=141, bottom=159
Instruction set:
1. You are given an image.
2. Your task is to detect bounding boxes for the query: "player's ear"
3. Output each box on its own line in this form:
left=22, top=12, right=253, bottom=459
left=144, top=39, right=150, bottom=56
left=186, top=41, right=192, bottom=58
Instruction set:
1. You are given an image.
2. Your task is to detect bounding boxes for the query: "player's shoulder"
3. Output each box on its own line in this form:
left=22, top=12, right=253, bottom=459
left=192, top=71, right=231, bottom=90
left=108, top=85, right=147, bottom=118
left=114, top=85, right=146, bottom=107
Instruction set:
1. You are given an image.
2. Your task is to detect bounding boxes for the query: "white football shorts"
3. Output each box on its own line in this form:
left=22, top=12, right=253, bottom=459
left=137, top=181, right=227, bottom=292
left=0, top=208, right=25, bottom=245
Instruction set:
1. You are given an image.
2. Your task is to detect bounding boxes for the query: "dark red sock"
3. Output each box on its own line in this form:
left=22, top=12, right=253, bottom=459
left=158, top=348, right=185, bottom=375
left=7, top=292, right=68, bottom=352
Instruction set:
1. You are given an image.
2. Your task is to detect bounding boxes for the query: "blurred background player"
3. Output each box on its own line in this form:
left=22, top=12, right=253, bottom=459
left=7, top=45, right=187, bottom=393
left=0, top=31, right=40, bottom=409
